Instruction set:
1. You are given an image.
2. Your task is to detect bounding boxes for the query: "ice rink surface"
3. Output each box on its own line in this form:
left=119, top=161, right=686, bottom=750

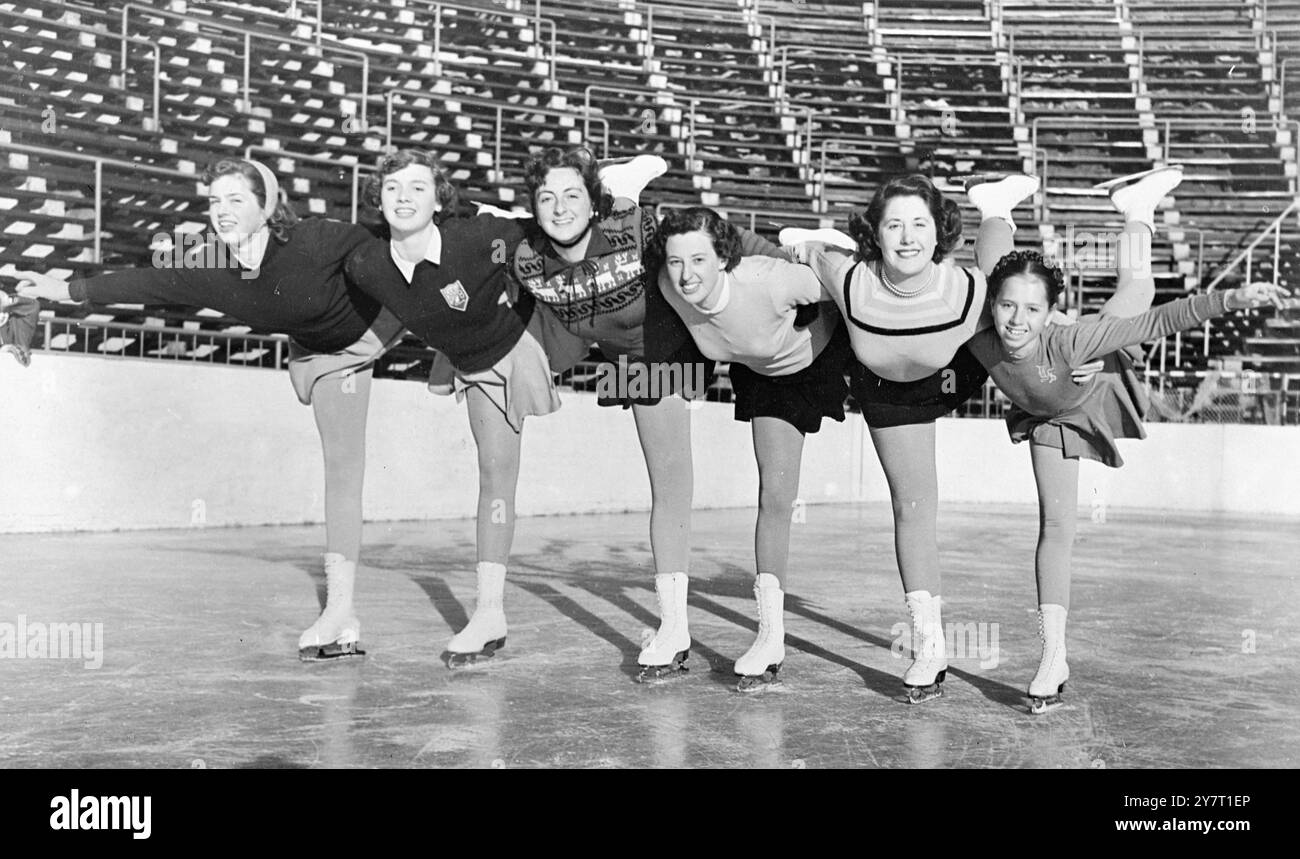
left=3, top=502, right=1296, bottom=769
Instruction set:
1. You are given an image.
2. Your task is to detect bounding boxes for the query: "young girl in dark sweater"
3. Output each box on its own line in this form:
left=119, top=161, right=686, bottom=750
left=17, top=159, right=404, bottom=662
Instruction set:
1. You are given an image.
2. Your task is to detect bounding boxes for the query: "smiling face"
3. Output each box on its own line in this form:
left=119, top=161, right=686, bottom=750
left=208, top=174, right=266, bottom=241
left=534, top=167, right=594, bottom=247
left=380, top=164, right=443, bottom=235
left=992, top=273, right=1053, bottom=357
left=876, top=194, right=937, bottom=282
left=664, top=230, right=727, bottom=310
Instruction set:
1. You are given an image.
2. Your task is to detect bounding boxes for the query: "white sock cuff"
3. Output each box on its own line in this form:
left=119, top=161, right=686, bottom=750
left=755, top=572, right=782, bottom=590
left=477, top=561, right=507, bottom=576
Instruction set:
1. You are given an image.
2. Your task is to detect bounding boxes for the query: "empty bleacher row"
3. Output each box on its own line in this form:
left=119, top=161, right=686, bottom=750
left=2, top=0, right=1297, bottom=398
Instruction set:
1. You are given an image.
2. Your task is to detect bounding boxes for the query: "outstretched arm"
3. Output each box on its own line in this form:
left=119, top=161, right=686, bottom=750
left=1064, top=283, right=1289, bottom=365
left=17, top=264, right=203, bottom=308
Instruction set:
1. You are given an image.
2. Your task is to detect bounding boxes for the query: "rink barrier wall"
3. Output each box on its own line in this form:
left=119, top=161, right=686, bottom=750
left=2, top=354, right=1297, bottom=533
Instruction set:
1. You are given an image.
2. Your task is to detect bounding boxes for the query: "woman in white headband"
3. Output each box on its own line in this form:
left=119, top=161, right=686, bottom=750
left=17, top=158, right=404, bottom=662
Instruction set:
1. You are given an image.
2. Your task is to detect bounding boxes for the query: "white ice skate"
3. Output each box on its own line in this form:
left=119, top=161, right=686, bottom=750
left=902, top=590, right=948, bottom=704
left=636, top=572, right=691, bottom=683
left=598, top=154, right=668, bottom=203
left=1028, top=603, right=1069, bottom=714
left=778, top=227, right=857, bottom=251
left=298, top=553, right=364, bottom=661
left=966, top=173, right=1040, bottom=225
left=1100, top=165, right=1185, bottom=231
left=734, top=573, right=786, bottom=692
left=446, top=562, right=509, bottom=668
left=475, top=202, right=530, bottom=220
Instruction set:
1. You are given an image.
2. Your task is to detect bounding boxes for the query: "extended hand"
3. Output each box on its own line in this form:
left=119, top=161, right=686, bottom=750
left=1228, top=282, right=1290, bottom=310
left=14, top=270, right=73, bottom=302
left=1070, top=359, right=1104, bottom=385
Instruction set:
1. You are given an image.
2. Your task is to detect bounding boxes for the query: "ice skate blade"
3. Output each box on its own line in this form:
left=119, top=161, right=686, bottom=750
left=1092, top=165, right=1184, bottom=191
left=298, top=641, right=365, bottom=662
left=1028, top=681, right=1066, bottom=715
left=1029, top=694, right=1065, bottom=715
left=735, top=663, right=782, bottom=693
left=963, top=172, right=1012, bottom=190
left=445, top=636, right=506, bottom=669
left=905, top=684, right=944, bottom=704
left=904, top=668, right=946, bottom=704
left=635, top=650, right=690, bottom=684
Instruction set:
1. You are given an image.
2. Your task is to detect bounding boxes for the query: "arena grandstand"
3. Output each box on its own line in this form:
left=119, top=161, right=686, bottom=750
left=2, top=0, right=1298, bottom=423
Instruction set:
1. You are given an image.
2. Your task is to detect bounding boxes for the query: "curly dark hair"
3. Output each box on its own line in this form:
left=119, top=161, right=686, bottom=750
left=847, top=174, right=964, bottom=263
left=987, top=250, right=1065, bottom=307
left=363, top=150, right=458, bottom=224
left=654, top=206, right=743, bottom=272
left=204, top=159, right=300, bottom=242
left=522, top=146, right=614, bottom=222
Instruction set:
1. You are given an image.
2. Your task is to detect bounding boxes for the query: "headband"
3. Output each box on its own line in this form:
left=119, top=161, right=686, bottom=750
left=244, top=159, right=281, bottom=222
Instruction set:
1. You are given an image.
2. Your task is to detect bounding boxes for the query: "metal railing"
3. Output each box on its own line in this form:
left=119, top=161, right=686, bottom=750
left=244, top=145, right=373, bottom=223
left=653, top=201, right=823, bottom=233
left=1203, top=201, right=1298, bottom=294
left=1028, top=116, right=1300, bottom=225
left=0, top=8, right=162, bottom=130
left=35, top=315, right=290, bottom=368
left=639, top=1, right=778, bottom=68
left=581, top=84, right=811, bottom=176
left=815, top=136, right=894, bottom=213
left=286, top=0, right=323, bottom=48
left=0, top=141, right=196, bottom=265
left=119, top=3, right=371, bottom=130
left=1201, top=197, right=1300, bottom=356
left=379, top=88, right=609, bottom=168
left=1281, top=55, right=1298, bottom=122
left=413, top=0, right=558, bottom=90
left=774, top=45, right=899, bottom=119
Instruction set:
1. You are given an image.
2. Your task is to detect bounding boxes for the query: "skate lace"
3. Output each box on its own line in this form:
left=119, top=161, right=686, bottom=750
left=648, top=579, right=675, bottom=641
left=753, top=591, right=770, bottom=642
left=1034, top=610, right=1064, bottom=680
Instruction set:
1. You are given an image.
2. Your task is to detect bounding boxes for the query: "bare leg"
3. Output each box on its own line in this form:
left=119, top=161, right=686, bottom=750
left=632, top=397, right=694, bottom=677
left=299, top=367, right=372, bottom=657
left=752, top=416, right=806, bottom=588
left=311, top=367, right=373, bottom=563
left=868, top=422, right=940, bottom=594
left=1027, top=441, right=1076, bottom=709
left=974, top=217, right=1016, bottom=277
left=446, top=385, right=523, bottom=664
left=1100, top=221, right=1155, bottom=320
left=465, top=385, right=522, bottom=566
left=1029, top=441, right=1079, bottom=609
left=631, top=397, right=694, bottom=575
left=734, top=416, right=803, bottom=689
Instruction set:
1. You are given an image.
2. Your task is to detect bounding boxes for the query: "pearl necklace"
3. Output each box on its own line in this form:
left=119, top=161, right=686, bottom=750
left=879, top=260, right=935, bottom=298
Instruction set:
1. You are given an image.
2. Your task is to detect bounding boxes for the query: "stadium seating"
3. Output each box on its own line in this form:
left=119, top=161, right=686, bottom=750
left=1, top=0, right=1295, bottom=412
